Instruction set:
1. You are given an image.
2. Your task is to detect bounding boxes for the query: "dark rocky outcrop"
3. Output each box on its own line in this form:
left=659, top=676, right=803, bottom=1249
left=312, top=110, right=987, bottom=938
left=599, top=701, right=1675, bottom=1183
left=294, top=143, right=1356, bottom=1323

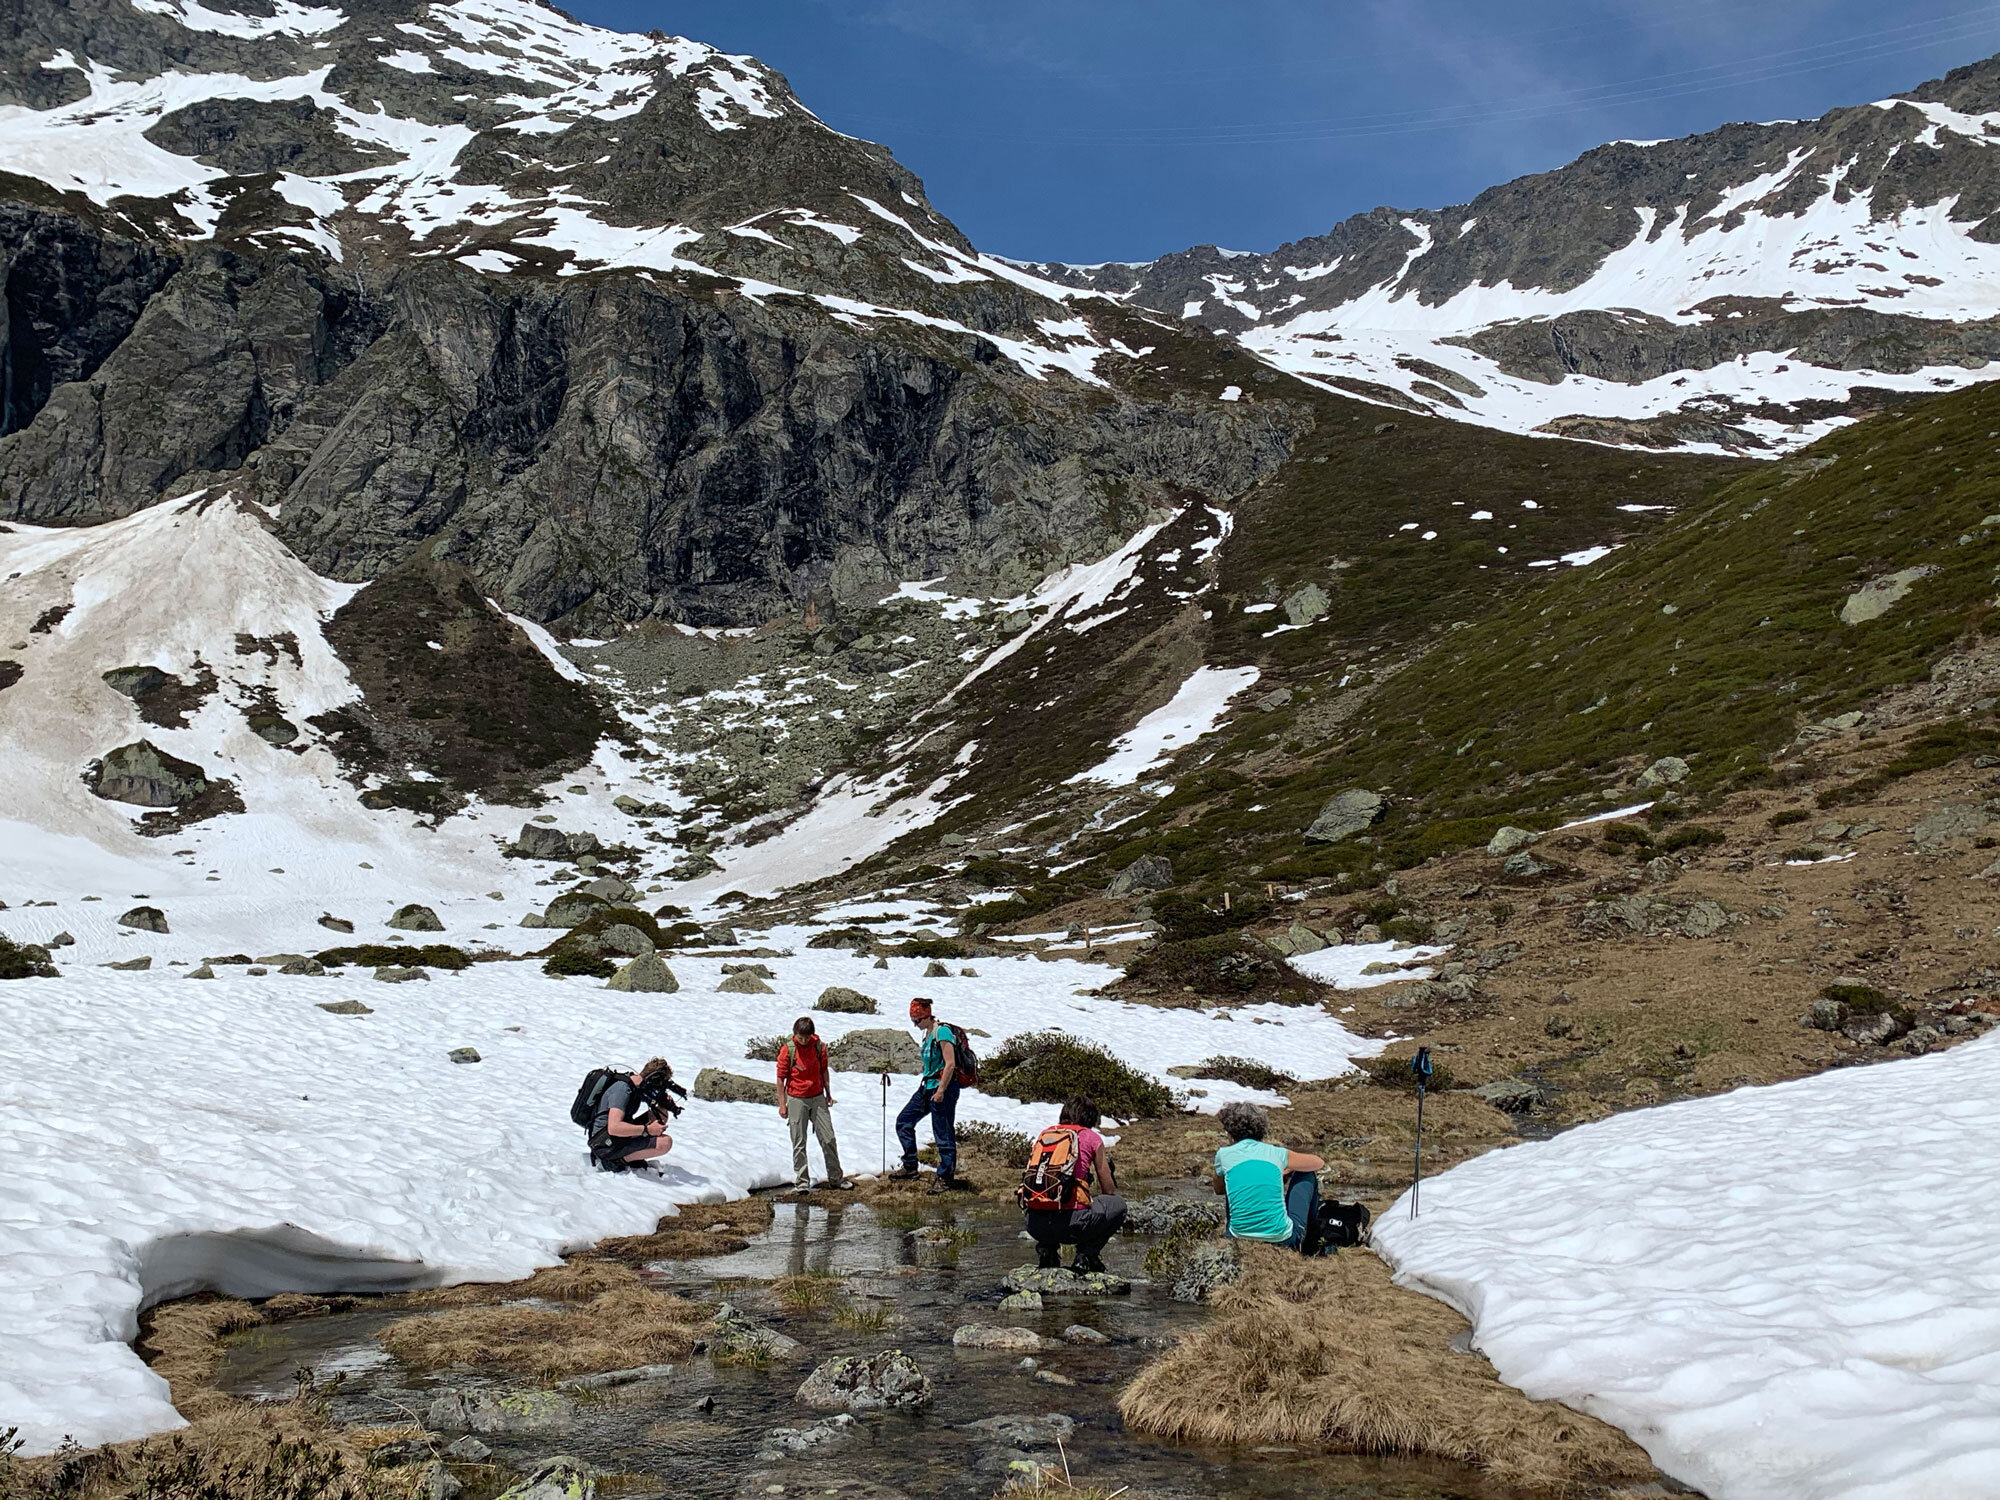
left=90, top=741, right=210, bottom=807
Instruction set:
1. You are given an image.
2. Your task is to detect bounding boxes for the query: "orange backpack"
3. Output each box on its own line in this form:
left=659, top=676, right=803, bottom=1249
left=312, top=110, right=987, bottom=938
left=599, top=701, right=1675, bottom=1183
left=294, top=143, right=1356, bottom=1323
left=1016, top=1124, right=1092, bottom=1211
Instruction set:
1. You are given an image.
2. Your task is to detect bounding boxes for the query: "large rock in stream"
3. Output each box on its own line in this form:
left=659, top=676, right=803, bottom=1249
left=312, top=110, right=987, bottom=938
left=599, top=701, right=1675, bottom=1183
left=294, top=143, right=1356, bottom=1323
left=796, top=1350, right=932, bottom=1411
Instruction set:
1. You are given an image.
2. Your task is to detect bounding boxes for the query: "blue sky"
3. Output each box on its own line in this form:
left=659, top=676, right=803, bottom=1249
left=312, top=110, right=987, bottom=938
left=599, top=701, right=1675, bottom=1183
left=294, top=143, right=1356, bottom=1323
left=568, top=0, right=2000, bottom=264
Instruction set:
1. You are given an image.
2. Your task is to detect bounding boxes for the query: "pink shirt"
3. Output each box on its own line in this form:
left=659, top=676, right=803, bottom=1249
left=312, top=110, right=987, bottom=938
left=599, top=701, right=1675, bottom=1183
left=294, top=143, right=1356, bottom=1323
left=1071, top=1126, right=1105, bottom=1188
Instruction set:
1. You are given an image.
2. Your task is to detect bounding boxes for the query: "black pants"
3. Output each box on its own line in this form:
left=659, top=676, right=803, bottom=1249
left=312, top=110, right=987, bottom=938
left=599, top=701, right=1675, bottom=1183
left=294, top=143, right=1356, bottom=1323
left=1026, top=1194, right=1127, bottom=1257
left=590, top=1131, right=657, bottom=1171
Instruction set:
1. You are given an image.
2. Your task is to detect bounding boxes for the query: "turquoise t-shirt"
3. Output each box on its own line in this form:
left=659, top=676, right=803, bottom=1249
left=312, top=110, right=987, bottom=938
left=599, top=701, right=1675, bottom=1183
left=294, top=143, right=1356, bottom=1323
left=1215, top=1139, right=1293, bottom=1242
left=920, top=1026, right=950, bottom=1088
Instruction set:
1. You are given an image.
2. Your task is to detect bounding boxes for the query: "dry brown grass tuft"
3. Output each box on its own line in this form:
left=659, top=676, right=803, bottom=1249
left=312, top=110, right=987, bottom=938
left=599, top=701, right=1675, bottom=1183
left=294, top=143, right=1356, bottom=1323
left=1118, top=1247, right=1656, bottom=1492
left=378, top=1272, right=709, bottom=1378
left=14, top=1302, right=418, bottom=1500
left=594, top=1196, right=775, bottom=1262
left=134, top=1296, right=267, bottom=1424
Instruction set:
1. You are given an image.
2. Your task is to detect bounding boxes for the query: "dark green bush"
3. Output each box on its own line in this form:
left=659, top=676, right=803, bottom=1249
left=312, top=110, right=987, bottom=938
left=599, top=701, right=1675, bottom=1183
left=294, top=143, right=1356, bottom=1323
left=542, top=949, right=615, bottom=979
left=1821, top=982, right=1904, bottom=1018
left=955, top=1121, right=1033, bottom=1167
left=807, top=928, right=876, bottom=950
left=1347, top=896, right=1402, bottom=926
left=1186, top=1055, right=1296, bottom=1091
left=1359, top=1054, right=1459, bottom=1092
left=1659, top=824, right=1726, bottom=852
left=893, top=937, right=968, bottom=960
left=315, top=944, right=472, bottom=970
left=982, top=1032, right=1177, bottom=1119
left=1123, top=936, right=1322, bottom=1004
left=1380, top=916, right=1434, bottom=944
left=0, top=936, right=58, bottom=980
left=1153, top=891, right=1272, bottom=941
left=1767, top=808, right=1811, bottom=829
left=959, top=858, right=1025, bottom=888
left=1602, top=822, right=1653, bottom=849
left=745, top=1035, right=786, bottom=1061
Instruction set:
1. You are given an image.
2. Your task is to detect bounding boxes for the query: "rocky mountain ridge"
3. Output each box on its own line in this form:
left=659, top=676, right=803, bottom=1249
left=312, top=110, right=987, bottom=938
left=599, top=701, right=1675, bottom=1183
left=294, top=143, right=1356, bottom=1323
left=1026, top=53, right=2000, bottom=453
left=0, top=0, right=1289, bottom=630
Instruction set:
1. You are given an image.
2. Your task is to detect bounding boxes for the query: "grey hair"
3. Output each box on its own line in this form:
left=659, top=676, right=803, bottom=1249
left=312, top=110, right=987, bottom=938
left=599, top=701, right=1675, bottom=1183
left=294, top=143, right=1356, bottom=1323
left=1216, top=1101, right=1267, bottom=1142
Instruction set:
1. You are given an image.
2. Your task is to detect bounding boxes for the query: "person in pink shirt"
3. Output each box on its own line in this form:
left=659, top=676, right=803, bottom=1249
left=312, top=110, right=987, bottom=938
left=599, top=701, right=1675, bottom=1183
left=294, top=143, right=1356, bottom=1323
left=1021, top=1096, right=1126, bottom=1273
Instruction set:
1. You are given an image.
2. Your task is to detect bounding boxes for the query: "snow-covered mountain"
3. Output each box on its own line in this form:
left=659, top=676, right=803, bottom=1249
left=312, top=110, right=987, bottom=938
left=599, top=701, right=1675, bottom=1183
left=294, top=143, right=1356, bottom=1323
left=0, top=0, right=1286, bottom=633
left=1026, top=54, right=2000, bottom=453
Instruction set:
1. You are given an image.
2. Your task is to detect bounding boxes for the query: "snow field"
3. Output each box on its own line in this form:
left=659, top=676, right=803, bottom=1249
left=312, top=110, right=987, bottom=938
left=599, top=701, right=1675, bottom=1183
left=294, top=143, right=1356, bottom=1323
left=0, top=936, right=1381, bottom=1455
left=1372, top=1032, right=2000, bottom=1500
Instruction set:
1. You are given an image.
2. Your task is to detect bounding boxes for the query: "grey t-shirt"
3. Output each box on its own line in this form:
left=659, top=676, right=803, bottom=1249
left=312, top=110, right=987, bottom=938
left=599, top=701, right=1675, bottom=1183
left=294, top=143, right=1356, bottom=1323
left=594, top=1078, right=638, bottom=1137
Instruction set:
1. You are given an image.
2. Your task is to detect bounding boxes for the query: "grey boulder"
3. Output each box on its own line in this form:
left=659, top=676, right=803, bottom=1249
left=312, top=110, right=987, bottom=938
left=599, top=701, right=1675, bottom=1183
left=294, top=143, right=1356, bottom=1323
left=1305, top=789, right=1385, bottom=843
left=1486, top=826, right=1539, bottom=857
left=1106, top=853, right=1174, bottom=897
left=118, top=905, right=169, bottom=933
left=814, top=985, right=878, bottom=1014
left=605, top=952, right=678, bottom=993
left=694, top=1068, right=770, bottom=1103
left=796, top=1351, right=932, bottom=1412
left=387, top=904, right=443, bottom=932
left=828, top=1028, right=921, bottom=1075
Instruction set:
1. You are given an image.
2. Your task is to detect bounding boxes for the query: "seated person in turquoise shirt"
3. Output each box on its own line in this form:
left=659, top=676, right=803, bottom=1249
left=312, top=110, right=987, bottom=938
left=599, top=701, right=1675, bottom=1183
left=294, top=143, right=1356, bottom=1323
left=1211, top=1100, right=1326, bottom=1251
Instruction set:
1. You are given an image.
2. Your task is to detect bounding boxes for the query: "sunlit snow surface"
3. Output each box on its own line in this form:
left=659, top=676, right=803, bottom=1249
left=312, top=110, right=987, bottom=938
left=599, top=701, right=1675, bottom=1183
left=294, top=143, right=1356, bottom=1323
left=1373, top=1035, right=2000, bottom=1500
left=1068, top=666, right=1259, bottom=786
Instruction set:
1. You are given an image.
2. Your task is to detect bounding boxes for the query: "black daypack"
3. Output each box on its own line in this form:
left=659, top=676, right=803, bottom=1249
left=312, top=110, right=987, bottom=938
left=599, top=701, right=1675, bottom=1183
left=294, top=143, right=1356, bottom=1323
left=570, top=1066, right=628, bottom=1130
left=1317, top=1199, right=1372, bottom=1249
left=941, top=1023, right=980, bottom=1087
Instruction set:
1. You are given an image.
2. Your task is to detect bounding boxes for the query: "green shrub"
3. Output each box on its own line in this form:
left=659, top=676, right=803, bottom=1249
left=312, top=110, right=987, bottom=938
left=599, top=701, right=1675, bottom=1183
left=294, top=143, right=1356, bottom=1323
left=1186, top=1055, right=1296, bottom=1091
left=806, top=928, right=876, bottom=950
left=1347, top=896, right=1403, bottom=926
left=1659, top=824, right=1726, bottom=852
left=1821, top=982, right=1903, bottom=1018
left=982, top=1032, right=1177, bottom=1119
left=744, top=1036, right=786, bottom=1062
left=1123, top=936, right=1322, bottom=1004
left=1359, top=1054, right=1459, bottom=1092
left=0, top=937, right=58, bottom=980
left=315, top=944, right=472, bottom=970
left=955, top=1121, right=1034, bottom=1167
left=1380, top=916, right=1434, bottom=944
left=1153, top=891, right=1272, bottom=941
left=1818, top=721, right=2000, bottom=807
left=893, top=937, right=968, bottom=960
left=1601, top=822, right=1653, bottom=849
left=542, top=950, right=615, bottom=979
left=1767, top=809, right=1811, bottom=829
left=959, top=858, right=1025, bottom=888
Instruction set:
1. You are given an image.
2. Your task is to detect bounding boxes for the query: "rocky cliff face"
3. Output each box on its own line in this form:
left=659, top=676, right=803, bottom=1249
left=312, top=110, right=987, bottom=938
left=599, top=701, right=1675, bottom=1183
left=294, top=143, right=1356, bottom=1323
left=0, top=0, right=1292, bottom=628
left=1030, top=53, right=2000, bottom=452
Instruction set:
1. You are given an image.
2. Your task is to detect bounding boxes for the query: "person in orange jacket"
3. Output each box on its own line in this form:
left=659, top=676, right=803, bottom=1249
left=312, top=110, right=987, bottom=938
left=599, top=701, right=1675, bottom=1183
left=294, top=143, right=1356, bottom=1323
left=775, top=1016, right=848, bottom=1193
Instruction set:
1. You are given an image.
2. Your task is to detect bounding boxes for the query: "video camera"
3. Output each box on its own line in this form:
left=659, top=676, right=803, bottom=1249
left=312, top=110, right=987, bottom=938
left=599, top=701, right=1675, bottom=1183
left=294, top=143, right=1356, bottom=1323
left=636, top=1067, right=688, bottom=1118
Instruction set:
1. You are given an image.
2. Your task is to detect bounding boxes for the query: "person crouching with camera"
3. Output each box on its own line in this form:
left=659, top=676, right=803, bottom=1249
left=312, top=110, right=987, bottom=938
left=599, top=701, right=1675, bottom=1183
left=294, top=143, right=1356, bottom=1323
left=590, top=1057, right=681, bottom=1172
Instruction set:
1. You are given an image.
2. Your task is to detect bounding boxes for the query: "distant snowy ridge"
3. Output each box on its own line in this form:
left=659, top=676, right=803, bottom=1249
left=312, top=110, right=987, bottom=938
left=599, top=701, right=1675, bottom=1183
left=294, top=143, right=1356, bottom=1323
left=1033, top=52, right=2000, bottom=453
left=0, top=0, right=1105, bottom=380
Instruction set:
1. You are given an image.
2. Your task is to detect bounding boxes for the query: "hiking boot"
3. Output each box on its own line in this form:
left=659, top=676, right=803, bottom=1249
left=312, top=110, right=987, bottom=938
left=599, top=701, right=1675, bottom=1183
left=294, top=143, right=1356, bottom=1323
left=1036, top=1244, right=1063, bottom=1271
left=887, top=1162, right=921, bottom=1181
left=1073, top=1252, right=1107, bottom=1275
left=815, top=1179, right=853, bottom=1191
left=925, top=1173, right=955, bottom=1195
left=792, top=1184, right=814, bottom=1196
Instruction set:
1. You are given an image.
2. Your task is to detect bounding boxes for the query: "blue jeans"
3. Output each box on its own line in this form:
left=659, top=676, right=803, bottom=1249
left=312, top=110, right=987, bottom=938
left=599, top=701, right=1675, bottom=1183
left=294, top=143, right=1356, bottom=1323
left=895, top=1080, right=960, bottom=1176
left=1284, top=1173, right=1321, bottom=1251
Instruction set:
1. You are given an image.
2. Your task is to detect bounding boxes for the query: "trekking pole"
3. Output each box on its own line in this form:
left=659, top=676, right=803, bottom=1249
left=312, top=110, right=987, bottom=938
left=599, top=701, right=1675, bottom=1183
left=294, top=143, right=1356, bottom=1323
left=880, top=1071, right=889, bottom=1176
left=1410, top=1047, right=1434, bottom=1219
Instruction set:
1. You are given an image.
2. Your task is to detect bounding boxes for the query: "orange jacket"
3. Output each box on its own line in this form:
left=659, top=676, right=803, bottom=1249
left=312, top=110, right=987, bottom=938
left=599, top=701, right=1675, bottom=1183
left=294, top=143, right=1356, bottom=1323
left=776, top=1036, right=831, bottom=1098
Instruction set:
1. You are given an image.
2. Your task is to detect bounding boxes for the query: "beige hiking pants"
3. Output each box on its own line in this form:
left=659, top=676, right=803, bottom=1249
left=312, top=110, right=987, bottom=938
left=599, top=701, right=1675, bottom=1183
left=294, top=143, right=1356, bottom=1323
left=786, top=1092, right=842, bottom=1187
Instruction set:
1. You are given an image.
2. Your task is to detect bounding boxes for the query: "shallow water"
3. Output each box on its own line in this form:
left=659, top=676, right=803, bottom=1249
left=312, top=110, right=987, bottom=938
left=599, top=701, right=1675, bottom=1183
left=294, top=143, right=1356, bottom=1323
left=217, top=1194, right=1539, bottom=1500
